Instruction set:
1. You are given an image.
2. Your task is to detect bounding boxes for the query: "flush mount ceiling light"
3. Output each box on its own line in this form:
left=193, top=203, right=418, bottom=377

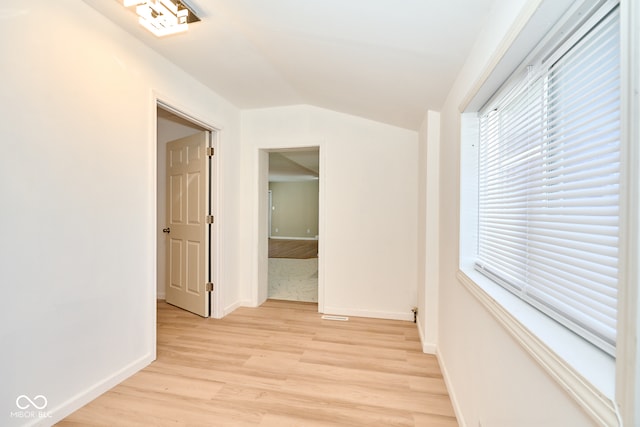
left=123, top=0, right=200, bottom=37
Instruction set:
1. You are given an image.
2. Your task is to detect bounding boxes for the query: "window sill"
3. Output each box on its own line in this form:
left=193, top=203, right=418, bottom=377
left=457, top=268, right=618, bottom=426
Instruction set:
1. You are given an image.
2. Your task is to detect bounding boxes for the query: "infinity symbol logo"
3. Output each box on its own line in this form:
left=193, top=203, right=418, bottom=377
left=16, top=395, right=48, bottom=410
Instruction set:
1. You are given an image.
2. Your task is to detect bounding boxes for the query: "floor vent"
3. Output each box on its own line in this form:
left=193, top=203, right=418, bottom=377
left=321, top=315, right=349, bottom=321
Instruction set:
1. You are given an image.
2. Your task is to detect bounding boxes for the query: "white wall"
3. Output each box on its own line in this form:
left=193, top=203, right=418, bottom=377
left=433, top=0, right=598, bottom=425
left=417, top=111, right=440, bottom=354
left=241, top=105, right=418, bottom=320
left=0, top=1, right=242, bottom=424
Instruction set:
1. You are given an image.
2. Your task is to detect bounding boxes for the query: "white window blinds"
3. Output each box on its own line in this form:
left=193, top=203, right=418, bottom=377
left=476, top=4, right=620, bottom=355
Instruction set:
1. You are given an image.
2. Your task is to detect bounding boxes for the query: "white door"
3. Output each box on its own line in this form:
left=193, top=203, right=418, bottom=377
left=165, top=132, right=210, bottom=317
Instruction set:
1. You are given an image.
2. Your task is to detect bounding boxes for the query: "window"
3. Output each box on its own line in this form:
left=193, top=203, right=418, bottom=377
left=475, top=3, right=620, bottom=355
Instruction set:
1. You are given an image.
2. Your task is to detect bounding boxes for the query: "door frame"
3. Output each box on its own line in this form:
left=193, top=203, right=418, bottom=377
left=256, top=145, right=324, bottom=312
left=155, top=97, right=221, bottom=319
left=268, top=189, right=273, bottom=238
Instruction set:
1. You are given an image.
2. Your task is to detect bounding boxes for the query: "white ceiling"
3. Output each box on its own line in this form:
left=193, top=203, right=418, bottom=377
left=84, top=0, right=497, bottom=130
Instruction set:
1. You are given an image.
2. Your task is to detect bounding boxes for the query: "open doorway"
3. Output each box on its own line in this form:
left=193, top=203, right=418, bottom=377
left=156, top=103, right=219, bottom=318
left=267, top=149, right=320, bottom=303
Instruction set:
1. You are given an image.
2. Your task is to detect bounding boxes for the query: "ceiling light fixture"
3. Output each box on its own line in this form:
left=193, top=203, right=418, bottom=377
left=123, top=0, right=200, bottom=37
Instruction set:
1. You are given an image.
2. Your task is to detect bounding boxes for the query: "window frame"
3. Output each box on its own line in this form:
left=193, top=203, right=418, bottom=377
left=456, top=0, right=637, bottom=425
left=474, top=3, right=621, bottom=356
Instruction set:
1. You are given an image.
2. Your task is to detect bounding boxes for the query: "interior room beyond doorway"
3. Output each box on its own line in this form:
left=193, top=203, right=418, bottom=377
left=267, top=149, right=320, bottom=303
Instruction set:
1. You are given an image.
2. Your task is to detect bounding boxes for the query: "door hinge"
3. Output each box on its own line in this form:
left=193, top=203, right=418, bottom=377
left=206, top=215, right=214, bottom=224
left=205, top=282, right=214, bottom=292
left=206, top=147, right=215, bottom=157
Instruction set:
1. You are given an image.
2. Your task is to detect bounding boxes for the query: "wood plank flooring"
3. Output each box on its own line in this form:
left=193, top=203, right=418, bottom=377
left=58, top=300, right=458, bottom=426
left=269, top=238, right=318, bottom=259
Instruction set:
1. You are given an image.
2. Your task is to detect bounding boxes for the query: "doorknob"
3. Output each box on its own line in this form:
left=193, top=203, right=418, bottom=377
left=162, top=227, right=170, bottom=233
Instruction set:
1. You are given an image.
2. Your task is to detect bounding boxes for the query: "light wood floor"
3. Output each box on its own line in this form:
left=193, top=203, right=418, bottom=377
left=58, top=300, right=458, bottom=426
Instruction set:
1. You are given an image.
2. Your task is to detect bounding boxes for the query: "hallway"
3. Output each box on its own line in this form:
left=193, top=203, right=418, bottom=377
left=59, top=300, right=457, bottom=426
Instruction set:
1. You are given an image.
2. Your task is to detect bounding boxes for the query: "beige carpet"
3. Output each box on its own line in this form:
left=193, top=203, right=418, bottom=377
left=268, top=258, right=318, bottom=302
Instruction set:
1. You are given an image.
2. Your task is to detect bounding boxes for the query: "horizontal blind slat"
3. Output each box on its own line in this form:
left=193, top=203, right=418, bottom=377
left=476, top=4, right=620, bottom=354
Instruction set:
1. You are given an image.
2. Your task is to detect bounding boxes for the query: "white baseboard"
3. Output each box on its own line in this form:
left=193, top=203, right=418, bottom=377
left=416, top=317, right=437, bottom=354
left=44, top=353, right=154, bottom=426
left=436, top=348, right=466, bottom=427
left=224, top=300, right=243, bottom=316
left=322, top=306, right=413, bottom=322
left=423, top=342, right=437, bottom=354
left=157, top=291, right=166, bottom=300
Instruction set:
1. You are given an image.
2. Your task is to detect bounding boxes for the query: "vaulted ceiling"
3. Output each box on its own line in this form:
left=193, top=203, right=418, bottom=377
left=84, top=0, right=497, bottom=130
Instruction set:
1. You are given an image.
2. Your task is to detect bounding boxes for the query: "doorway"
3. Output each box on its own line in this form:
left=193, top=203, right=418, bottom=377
left=266, top=149, right=320, bottom=303
left=156, top=103, right=219, bottom=318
